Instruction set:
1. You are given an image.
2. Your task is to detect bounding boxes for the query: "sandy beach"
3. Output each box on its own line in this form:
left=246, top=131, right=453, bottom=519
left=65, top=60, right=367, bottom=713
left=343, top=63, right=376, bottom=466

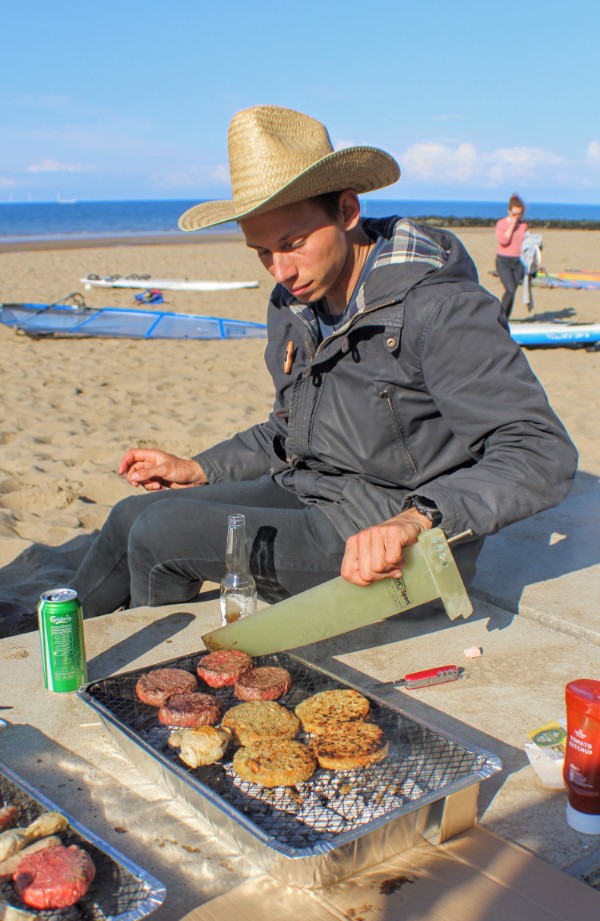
left=0, top=226, right=598, bottom=636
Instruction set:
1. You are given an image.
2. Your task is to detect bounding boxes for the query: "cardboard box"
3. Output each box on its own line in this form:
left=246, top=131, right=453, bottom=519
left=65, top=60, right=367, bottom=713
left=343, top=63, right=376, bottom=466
left=182, top=826, right=600, bottom=921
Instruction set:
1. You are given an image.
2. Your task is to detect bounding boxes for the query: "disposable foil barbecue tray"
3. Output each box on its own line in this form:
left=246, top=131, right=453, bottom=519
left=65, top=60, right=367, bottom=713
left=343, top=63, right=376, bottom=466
left=78, top=651, right=501, bottom=887
left=0, top=761, right=165, bottom=920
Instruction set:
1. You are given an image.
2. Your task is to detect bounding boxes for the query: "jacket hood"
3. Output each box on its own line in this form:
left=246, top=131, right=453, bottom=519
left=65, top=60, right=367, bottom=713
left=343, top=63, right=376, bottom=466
left=361, top=218, right=480, bottom=311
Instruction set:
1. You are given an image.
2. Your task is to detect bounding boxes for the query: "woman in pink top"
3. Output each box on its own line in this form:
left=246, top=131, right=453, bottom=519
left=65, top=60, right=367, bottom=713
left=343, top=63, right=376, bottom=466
left=495, top=194, right=527, bottom=317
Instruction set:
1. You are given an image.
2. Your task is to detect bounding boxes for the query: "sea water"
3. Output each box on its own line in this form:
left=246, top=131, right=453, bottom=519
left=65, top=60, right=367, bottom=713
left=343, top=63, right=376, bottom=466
left=2, top=199, right=600, bottom=244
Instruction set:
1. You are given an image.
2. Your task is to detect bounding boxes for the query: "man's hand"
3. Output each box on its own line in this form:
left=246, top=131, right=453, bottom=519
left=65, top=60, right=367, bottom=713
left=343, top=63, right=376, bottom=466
left=118, top=448, right=208, bottom=491
left=340, top=509, right=431, bottom=586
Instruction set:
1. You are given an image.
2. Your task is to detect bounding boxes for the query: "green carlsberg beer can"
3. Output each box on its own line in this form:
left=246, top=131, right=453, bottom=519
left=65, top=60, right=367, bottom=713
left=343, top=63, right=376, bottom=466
left=37, top=588, right=87, bottom=692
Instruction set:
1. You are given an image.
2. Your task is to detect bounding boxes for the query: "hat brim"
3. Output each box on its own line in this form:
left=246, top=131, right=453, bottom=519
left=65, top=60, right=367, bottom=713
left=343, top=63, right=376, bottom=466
left=178, top=146, right=400, bottom=232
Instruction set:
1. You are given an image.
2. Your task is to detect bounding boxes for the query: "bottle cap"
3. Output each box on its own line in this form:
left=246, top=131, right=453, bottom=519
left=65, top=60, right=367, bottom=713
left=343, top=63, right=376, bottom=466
left=566, top=802, right=600, bottom=835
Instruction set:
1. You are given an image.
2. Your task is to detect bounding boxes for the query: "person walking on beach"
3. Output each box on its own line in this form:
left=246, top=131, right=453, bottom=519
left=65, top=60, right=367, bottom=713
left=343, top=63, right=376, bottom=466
left=495, top=194, right=528, bottom=317
left=70, top=107, right=577, bottom=618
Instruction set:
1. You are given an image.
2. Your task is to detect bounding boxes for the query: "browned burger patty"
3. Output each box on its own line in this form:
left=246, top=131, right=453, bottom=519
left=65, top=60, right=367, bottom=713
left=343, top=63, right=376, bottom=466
left=222, top=700, right=300, bottom=746
left=158, top=692, right=223, bottom=728
left=310, top=721, right=389, bottom=770
left=234, top=666, right=292, bottom=701
left=232, top=738, right=316, bottom=787
left=196, top=649, right=253, bottom=688
left=294, top=689, right=370, bottom=733
left=13, top=844, right=96, bottom=910
left=135, top=667, right=198, bottom=707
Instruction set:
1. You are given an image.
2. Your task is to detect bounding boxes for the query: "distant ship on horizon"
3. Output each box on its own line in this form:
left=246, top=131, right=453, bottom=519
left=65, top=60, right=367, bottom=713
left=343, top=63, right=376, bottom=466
left=56, top=194, right=77, bottom=204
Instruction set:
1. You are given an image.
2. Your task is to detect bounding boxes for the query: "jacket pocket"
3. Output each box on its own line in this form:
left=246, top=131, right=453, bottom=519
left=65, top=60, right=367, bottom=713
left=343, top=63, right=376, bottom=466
left=375, top=384, right=418, bottom=475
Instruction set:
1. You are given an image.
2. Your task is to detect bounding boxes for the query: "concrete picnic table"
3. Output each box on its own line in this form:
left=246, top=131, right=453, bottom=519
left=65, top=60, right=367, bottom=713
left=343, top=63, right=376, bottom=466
left=0, top=486, right=599, bottom=918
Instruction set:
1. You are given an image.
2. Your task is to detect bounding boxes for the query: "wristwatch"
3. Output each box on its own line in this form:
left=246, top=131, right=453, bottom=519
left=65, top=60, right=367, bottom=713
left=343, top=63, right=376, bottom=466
left=409, top=495, right=443, bottom=527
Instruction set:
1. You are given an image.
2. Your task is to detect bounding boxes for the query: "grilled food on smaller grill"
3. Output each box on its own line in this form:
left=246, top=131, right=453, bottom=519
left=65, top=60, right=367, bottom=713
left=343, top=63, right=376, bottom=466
left=0, top=805, right=19, bottom=832
left=294, top=689, right=370, bottom=733
left=0, top=835, right=62, bottom=880
left=222, top=701, right=300, bottom=746
left=310, top=721, right=389, bottom=770
left=168, top=726, right=232, bottom=768
left=13, top=844, right=96, bottom=910
left=232, top=738, right=316, bottom=787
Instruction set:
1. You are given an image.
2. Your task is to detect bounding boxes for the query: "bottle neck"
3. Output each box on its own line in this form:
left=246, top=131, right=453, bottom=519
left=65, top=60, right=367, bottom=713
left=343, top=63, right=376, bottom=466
left=225, top=515, right=250, bottom=574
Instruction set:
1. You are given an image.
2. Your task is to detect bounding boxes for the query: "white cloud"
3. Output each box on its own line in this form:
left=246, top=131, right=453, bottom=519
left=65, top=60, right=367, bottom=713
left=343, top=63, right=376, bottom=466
left=27, top=159, right=94, bottom=173
left=0, top=177, right=16, bottom=188
left=333, top=139, right=357, bottom=151
left=402, top=142, right=477, bottom=182
left=399, top=141, right=569, bottom=188
left=210, top=163, right=230, bottom=184
left=587, top=141, right=600, bottom=164
left=484, top=147, right=563, bottom=183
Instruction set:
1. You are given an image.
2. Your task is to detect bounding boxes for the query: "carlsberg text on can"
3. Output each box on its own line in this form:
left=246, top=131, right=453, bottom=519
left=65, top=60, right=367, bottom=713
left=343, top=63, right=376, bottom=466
left=37, top=588, right=87, bottom=692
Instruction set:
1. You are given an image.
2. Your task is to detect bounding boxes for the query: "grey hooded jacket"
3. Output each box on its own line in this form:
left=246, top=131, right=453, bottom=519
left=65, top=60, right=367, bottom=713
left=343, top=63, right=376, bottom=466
left=196, top=218, right=577, bottom=545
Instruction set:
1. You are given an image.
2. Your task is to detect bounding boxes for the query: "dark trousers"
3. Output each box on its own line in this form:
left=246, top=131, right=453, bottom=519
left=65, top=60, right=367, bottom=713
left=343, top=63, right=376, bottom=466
left=496, top=255, right=524, bottom=318
left=71, top=476, right=347, bottom=618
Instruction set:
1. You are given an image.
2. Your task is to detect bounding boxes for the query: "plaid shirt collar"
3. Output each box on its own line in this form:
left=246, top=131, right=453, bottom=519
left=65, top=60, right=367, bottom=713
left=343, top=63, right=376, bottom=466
left=285, top=218, right=448, bottom=342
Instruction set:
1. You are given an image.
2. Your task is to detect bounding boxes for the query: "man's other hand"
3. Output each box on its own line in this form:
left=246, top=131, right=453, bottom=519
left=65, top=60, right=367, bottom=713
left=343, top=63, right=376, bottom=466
left=340, top=509, right=431, bottom=586
left=118, top=448, right=208, bottom=491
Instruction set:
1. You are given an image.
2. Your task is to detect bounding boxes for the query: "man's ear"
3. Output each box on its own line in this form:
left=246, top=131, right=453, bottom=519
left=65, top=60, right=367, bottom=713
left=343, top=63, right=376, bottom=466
left=339, top=190, right=361, bottom=230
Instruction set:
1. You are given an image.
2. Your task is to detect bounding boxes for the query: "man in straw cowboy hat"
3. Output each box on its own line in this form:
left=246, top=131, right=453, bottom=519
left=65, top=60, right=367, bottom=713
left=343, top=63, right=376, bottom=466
left=71, top=105, right=576, bottom=617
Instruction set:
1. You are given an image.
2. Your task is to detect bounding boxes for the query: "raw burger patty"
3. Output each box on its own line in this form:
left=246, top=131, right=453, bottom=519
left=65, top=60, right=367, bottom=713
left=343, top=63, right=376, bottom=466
left=222, top=700, right=300, bottom=746
left=233, top=738, right=316, bottom=787
left=196, top=650, right=253, bottom=687
left=158, top=692, right=223, bottom=728
left=13, top=844, right=95, bottom=910
left=135, top=667, right=198, bottom=706
left=295, top=689, right=370, bottom=733
left=310, top=721, right=389, bottom=770
left=234, top=666, right=292, bottom=701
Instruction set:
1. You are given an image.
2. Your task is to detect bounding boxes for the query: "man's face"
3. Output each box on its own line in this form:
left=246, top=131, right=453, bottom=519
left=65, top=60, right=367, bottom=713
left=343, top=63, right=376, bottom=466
left=241, top=197, right=355, bottom=305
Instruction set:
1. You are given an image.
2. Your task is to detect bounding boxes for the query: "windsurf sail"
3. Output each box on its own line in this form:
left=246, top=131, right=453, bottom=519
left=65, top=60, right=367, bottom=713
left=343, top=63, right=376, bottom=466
left=0, top=302, right=267, bottom=340
left=81, top=274, right=259, bottom=291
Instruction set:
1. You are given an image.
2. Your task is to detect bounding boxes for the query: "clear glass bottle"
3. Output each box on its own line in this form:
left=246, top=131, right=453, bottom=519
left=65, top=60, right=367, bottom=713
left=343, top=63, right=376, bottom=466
left=219, top=514, right=257, bottom=626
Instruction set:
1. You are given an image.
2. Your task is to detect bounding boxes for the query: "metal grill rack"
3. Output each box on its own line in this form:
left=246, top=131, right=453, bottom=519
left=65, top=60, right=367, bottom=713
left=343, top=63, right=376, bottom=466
left=0, top=763, right=165, bottom=921
left=79, top=652, right=500, bottom=864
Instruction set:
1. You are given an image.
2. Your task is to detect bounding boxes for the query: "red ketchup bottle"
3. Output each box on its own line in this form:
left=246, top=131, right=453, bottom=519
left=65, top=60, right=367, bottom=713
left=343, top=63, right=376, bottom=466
left=563, top=679, right=600, bottom=834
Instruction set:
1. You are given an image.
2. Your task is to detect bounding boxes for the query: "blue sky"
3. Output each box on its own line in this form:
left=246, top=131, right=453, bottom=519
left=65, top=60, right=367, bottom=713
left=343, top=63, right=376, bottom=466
left=2, top=0, right=598, bottom=204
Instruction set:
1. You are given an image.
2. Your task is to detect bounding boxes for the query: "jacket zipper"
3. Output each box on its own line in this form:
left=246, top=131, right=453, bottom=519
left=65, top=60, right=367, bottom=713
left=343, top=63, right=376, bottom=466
left=378, top=386, right=418, bottom=474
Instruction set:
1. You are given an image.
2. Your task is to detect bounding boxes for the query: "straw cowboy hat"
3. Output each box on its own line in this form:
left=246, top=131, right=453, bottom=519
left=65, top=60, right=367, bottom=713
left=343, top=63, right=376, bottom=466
left=178, top=105, right=400, bottom=232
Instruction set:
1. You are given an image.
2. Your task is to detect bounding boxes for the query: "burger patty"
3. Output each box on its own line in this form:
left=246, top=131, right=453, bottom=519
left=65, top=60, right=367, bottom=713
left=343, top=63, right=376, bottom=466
left=196, top=649, right=253, bottom=688
left=222, top=700, right=300, bottom=746
left=158, top=691, right=223, bottom=728
left=135, top=667, right=198, bottom=707
left=294, top=689, right=370, bottom=733
left=232, top=738, right=316, bottom=788
left=310, top=721, right=389, bottom=770
left=234, top=666, right=293, bottom=701
left=13, top=844, right=96, bottom=910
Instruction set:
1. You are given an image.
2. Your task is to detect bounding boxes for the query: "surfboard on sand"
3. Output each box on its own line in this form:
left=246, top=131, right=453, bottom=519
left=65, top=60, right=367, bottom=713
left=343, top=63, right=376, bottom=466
left=509, top=321, right=600, bottom=348
left=80, top=274, right=259, bottom=292
left=0, top=302, right=267, bottom=340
